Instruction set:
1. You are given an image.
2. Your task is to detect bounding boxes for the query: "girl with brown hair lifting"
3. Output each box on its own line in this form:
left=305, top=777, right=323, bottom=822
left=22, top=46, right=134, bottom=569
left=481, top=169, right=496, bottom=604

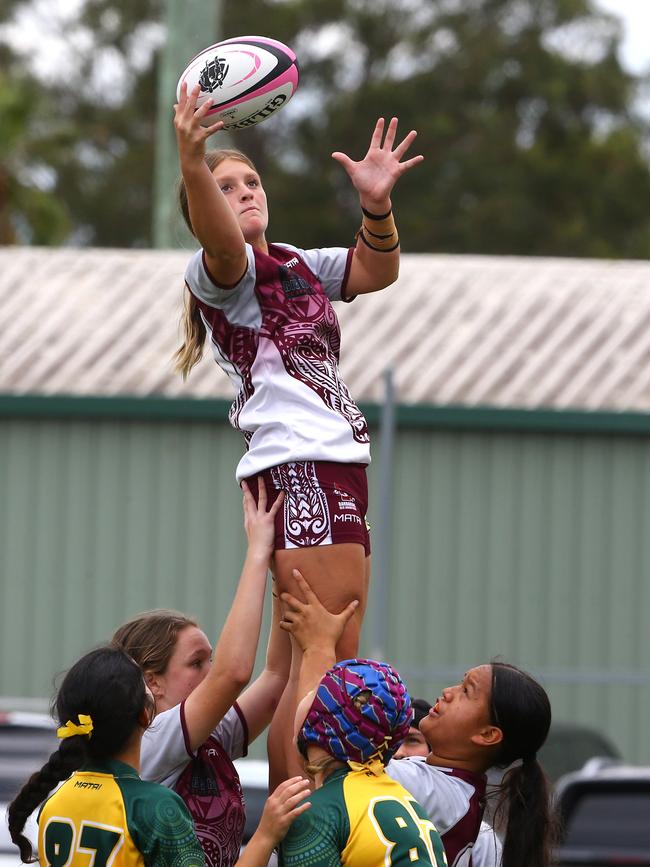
left=173, top=81, right=423, bottom=781
left=113, top=479, right=294, bottom=867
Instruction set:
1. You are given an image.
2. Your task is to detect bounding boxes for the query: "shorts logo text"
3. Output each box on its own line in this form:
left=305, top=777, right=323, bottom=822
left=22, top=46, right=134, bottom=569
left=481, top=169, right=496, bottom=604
left=334, top=514, right=362, bottom=525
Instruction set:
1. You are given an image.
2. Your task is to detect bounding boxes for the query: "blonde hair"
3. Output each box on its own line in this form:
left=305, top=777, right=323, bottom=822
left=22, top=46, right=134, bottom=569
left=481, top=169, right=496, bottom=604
left=174, top=149, right=259, bottom=379
left=304, top=754, right=344, bottom=782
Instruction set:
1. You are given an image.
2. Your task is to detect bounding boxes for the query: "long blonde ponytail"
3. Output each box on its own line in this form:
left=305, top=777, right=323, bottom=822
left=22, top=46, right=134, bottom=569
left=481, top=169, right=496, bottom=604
left=173, top=289, right=206, bottom=379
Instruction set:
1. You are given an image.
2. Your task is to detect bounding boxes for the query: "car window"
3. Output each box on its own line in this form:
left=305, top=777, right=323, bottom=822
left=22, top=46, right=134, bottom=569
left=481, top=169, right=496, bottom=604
left=539, top=727, right=620, bottom=782
left=564, top=789, right=650, bottom=850
left=0, top=725, right=57, bottom=800
left=0, top=722, right=57, bottom=857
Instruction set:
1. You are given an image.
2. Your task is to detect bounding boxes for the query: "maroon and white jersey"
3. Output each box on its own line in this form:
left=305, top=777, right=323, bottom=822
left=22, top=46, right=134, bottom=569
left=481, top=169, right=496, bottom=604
left=185, top=242, right=370, bottom=481
left=140, top=700, right=248, bottom=867
left=472, top=823, right=502, bottom=867
left=387, top=757, right=486, bottom=867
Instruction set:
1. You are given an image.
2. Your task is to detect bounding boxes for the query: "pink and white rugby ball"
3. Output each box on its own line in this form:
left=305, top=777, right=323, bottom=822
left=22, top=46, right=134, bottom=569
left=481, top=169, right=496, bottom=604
left=177, top=36, right=299, bottom=130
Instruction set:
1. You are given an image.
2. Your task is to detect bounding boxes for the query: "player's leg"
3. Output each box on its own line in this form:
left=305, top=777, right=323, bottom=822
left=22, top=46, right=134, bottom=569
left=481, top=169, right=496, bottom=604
left=247, top=461, right=372, bottom=789
left=268, top=544, right=369, bottom=788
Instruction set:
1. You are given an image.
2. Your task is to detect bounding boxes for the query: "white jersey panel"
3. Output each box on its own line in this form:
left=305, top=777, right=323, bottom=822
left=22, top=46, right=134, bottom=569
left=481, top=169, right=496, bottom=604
left=184, top=243, right=369, bottom=482
left=387, top=758, right=476, bottom=835
left=185, top=247, right=261, bottom=326
left=472, top=823, right=502, bottom=867
left=235, top=338, right=370, bottom=480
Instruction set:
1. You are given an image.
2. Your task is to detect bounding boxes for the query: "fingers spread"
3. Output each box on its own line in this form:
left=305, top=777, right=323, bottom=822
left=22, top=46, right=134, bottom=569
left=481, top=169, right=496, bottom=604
left=280, top=591, right=304, bottom=611
left=269, top=490, right=285, bottom=516
left=257, top=475, right=267, bottom=508
left=292, top=570, right=317, bottom=602
left=381, top=116, right=398, bottom=150
left=370, top=117, right=385, bottom=148
left=392, top=128, right=418, bottom=159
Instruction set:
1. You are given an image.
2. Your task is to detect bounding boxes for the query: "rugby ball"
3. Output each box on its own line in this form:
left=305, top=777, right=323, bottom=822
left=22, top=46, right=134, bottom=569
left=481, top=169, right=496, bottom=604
left=177, top=36, right=299, bottom=130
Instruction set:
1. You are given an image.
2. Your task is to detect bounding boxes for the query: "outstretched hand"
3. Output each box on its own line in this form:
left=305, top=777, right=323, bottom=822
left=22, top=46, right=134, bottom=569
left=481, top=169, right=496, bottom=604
left=332, top=117, right=423, bottom=211
left=280, top=570, right=359, bottom=652
left=174, top=82, right=225, bottom=166
left=255, top=776, right=312, bottom=846
left=236, top=776, right=311, bottom=866
left=241, top=478, right=284, bottom=563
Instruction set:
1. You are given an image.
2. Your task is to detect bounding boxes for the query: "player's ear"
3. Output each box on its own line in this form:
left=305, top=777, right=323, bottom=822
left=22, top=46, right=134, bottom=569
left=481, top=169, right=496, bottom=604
left=144, top=669, right=163, bottom=699
left=470, top=725, right=503, bottom=749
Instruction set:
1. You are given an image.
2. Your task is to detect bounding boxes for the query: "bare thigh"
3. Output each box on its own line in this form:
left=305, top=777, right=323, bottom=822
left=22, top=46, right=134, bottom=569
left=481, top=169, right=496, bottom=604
left=273, top=543, right=369, bottom=659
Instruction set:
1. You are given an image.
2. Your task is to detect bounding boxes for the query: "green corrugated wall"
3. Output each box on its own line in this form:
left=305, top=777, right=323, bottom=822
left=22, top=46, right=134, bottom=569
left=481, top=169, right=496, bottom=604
left=1, top=397, right=648, bottom=763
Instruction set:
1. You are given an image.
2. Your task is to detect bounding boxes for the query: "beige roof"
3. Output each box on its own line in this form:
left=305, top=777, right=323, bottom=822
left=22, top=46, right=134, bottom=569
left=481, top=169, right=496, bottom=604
left=2, top=245, right=650, bottom=411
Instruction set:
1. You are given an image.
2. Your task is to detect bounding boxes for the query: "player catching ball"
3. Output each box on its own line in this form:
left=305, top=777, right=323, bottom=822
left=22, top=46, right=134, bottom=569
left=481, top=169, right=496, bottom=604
left=172, top=81, right=423, bottom=781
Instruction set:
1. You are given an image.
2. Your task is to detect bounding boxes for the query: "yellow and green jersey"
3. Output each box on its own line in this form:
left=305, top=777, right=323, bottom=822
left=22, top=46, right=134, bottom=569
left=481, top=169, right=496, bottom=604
left=38, top=759, right=205, bottom=867
left=279, top=766, right=447, bottom=867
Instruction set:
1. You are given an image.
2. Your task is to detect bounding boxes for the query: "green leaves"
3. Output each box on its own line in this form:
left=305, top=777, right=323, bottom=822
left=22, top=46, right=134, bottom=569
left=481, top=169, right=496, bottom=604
left=2, top=0, right=650, bottom=256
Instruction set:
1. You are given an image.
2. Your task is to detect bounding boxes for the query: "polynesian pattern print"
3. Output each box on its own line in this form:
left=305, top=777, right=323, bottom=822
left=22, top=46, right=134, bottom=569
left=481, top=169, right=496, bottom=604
left=174, top=735, right=245, bottom=867
left=262, top=248, right=369, bottom=445
left=195, top=299, right=257, bottom=441
left=272, top=462, right=331, bottom=547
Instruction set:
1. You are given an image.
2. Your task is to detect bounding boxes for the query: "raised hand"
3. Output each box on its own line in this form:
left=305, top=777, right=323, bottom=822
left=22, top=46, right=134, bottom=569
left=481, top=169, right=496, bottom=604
left=280, top=569, right=359, bottom=652
left=173, top=82, right=225, bottom=166
left=331, top=117, right=423, bottom=211
left=241, top=478, right=284, bottom=563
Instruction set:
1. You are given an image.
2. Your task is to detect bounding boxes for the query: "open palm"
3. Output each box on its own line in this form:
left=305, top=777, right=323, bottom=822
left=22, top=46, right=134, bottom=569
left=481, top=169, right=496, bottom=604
left=332, top=117, right=423, bottom=207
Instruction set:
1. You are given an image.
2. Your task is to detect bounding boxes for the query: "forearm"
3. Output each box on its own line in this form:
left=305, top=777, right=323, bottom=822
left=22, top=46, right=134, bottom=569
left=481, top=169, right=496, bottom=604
left=184, top=549, right=270, bottom=748
left=297, top=646, right=336, bottom=707
left=234, top=832, right=276, bottom=867
left=181, top=160, right=245, bottom=260
left=266, top=594, right=292, bottom=678
left=211, top=548, right=270, bottom=685
left=348, top=203, right=400, bottom=293
left=352, top=238, right=400, bottom=289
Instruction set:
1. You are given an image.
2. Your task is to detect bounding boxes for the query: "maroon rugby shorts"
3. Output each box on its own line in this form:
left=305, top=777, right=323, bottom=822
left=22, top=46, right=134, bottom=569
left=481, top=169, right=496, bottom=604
left=243, top=461, right=370, bottom=556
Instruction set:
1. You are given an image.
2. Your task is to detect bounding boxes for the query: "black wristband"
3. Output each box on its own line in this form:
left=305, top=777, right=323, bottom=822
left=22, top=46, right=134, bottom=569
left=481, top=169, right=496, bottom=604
left=358, top=229, right=400, bottom=252
left=361, top=206, right=393, bottom=221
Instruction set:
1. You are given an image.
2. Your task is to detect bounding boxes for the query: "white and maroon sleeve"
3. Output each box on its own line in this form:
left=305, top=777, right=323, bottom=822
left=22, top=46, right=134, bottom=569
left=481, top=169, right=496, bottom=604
left=211, top=702, right=249, bottom=760
left=139, top=703, right=194, bottom=788
left=275, top=244, right=354, bottom=302
left=386, top=757, right=469, bottom=834
left=184, top=245, right=257, bottom=307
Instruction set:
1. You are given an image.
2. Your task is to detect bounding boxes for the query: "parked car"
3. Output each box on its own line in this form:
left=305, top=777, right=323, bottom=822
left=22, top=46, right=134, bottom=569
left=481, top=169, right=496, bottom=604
left=539, top=722, right=620, bottom=783
left=483, top=721, right=621, bottom=831
left=0, top=711, right=58, bottom=866
left=555, top=759, right=650, bottom=866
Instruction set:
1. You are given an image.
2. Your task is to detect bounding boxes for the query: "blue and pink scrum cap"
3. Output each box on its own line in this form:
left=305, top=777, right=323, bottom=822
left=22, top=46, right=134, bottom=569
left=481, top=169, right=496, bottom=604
left=298, top=658, right=413, bottom=765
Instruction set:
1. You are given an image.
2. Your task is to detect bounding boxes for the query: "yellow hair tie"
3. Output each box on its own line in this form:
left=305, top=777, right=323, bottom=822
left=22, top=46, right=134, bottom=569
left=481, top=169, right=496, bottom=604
left=57, top=713, right=93, bottom=740
left=347, top=756, right=386, bottom=777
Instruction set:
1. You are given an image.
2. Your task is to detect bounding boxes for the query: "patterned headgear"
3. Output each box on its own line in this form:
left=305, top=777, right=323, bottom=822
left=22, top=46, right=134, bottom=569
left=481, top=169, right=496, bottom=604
left=298, top=658, right=412, bottom=766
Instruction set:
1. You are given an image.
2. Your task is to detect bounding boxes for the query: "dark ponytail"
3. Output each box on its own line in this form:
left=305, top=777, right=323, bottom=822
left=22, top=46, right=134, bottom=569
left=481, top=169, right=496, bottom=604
left=7, top=646, right=150, bottom=863
left=7, top=738, right=86, bottom=862
left=489, top=662, right=556, bottom=867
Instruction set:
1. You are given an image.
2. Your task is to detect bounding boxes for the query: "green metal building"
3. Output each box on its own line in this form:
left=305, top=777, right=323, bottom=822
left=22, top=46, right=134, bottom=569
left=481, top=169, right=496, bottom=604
left=1, top=247, right=649, bottom=764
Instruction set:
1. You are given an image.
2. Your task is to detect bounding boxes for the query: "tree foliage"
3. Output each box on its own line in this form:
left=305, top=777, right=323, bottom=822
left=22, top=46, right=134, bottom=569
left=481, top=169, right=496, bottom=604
left=2, top=0, right=650, bottom=257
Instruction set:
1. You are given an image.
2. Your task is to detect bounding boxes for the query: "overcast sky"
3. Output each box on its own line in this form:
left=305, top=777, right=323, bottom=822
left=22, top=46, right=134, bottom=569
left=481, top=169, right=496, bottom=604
left=3, top=1, right=650, bottom=79
left=596, top=0, right=650, bottom=73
